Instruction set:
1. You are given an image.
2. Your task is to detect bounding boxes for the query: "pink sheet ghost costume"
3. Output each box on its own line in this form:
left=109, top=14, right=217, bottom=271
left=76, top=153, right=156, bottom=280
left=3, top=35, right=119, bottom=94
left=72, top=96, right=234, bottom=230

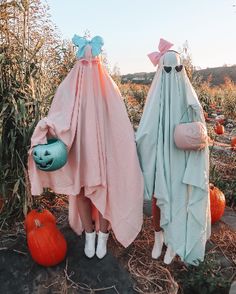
left=28, top=35, right=144, bottom=258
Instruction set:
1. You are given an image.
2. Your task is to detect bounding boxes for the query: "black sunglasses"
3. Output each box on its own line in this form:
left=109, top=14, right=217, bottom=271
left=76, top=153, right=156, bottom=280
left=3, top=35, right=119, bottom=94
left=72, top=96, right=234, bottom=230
left=163, top=65, right=183, bottom=73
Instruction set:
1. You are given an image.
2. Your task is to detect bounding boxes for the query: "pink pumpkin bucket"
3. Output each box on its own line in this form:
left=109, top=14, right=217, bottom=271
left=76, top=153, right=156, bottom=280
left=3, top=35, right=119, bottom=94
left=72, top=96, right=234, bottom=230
left=174, top=121, right=208, bottom=151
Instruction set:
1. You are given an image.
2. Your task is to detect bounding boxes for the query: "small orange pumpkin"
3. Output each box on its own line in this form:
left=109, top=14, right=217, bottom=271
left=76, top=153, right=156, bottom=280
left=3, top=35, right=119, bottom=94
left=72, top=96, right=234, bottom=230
left=209, top=184, right=226, bottom=224
left=231, top=137, right=236, bottom=149
left=214, top=123, right=224, bottom=135
left=25, top=209, right=56, bottom=233
left=27, top=219, right=67, bottom=266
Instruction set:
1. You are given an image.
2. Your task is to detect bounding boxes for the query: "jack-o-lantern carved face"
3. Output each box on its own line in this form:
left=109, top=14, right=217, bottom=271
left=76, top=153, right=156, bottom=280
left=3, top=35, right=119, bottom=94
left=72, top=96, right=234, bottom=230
left=33, top=139, right=68, bottom=172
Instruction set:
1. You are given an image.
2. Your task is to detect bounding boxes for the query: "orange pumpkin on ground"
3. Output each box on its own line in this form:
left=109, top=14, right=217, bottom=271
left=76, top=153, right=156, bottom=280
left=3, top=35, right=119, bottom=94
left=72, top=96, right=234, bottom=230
left=231, top=137, right=236, bottom=149
left=214, top=123, right=224, bottom=135
left=27, top=219, right=67, bottom=266
left=25, top=209, right=56, bottom=233
left=209, top=184, right=226, bottom=224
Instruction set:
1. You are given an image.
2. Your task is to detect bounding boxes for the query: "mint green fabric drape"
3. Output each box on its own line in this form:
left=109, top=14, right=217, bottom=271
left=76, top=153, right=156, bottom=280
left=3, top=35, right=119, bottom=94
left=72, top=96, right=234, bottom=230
left=136, top=51, right=211, bottom=265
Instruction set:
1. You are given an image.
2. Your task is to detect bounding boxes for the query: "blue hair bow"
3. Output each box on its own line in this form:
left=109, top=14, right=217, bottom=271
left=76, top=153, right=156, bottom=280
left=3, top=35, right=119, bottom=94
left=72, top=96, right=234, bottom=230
left=72, top=35, right=104, bottom=58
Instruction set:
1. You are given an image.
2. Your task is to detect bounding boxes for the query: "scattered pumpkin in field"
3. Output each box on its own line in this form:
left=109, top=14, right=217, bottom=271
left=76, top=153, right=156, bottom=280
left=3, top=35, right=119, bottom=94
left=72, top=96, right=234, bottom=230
left=214, top=122, right=224, bottom=135
left=27, top=219, right=67, bottom=266
left=209, top=184, right=226, bottom=224
left=24, top=208, right=56, bottom=233
left=231, top=137, right=236, bottom=149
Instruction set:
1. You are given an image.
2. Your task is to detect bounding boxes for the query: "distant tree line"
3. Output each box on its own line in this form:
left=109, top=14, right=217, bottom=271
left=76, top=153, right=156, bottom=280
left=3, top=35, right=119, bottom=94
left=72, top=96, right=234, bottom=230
left=121, top=65, right=236, bottom=86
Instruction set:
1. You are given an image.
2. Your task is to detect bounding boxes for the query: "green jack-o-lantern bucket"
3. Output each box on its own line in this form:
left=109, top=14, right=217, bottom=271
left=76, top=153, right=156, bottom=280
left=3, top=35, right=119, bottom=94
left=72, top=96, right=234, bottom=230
left=33, top=139, right=68, bottom=172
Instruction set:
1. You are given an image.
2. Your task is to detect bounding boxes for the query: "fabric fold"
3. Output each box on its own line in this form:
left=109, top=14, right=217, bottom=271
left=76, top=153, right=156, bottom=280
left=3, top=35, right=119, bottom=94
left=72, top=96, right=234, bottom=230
left=28, top=46, right=144, bottom=248
left=136, top=50, right=211, bottom=264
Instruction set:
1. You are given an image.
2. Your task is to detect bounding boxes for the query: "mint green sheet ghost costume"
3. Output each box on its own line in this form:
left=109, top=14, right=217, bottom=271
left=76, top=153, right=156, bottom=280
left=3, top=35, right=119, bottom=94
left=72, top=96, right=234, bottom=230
left=136, top=50, right=211, bottom=265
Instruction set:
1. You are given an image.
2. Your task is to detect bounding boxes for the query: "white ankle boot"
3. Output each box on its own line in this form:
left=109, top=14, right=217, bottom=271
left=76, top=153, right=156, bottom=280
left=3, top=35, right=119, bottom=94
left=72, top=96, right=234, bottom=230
left=152, top=230, right=164, bottom=259
left=164, top=244, right=176, bottom=264
left=96, top=231, right=109, bottom=259
left=84, top=231, right=96, bottom=258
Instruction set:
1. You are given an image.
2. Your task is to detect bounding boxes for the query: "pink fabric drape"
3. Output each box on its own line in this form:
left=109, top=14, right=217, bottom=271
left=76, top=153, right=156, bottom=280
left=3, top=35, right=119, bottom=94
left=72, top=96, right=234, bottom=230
left=28, top=48, right=144, bottom=247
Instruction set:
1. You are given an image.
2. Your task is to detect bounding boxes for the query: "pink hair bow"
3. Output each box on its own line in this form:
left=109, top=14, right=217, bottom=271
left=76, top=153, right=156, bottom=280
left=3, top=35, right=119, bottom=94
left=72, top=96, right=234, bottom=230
left=148, top=38, right=174, bottom=66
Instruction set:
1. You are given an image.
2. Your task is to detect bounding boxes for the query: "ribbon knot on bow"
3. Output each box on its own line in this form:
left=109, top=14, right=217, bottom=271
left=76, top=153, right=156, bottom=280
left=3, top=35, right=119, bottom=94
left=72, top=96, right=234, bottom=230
left=148, top=38, right=174, bottom=66
left=72, top=35, right=104, bottom=58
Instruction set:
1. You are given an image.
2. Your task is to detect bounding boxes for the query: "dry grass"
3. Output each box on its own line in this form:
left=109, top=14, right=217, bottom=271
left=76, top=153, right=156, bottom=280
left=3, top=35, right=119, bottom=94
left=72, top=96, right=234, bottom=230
left=0, top=193, right=235, bottom=294
left=109, top=217, right=179, bottom=294
left=210, top=223, right=236, bottom=267
left=209, top=125, right=236, bottom=208
left=108, top=216, right=236, bottom=294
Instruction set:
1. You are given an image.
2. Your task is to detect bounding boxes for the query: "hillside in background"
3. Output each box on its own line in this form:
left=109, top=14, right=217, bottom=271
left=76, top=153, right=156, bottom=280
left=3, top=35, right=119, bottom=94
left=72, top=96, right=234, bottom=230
left=121, top=65, right=236, bottom=86
left=196, top=65, right=236, bottom=85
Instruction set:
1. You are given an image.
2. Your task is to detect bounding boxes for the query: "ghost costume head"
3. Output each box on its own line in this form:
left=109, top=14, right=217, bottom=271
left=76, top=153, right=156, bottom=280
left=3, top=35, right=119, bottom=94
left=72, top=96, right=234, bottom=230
left=136, top=43, right=211, bottom=265
left=149, top=49, right=204, bottom=123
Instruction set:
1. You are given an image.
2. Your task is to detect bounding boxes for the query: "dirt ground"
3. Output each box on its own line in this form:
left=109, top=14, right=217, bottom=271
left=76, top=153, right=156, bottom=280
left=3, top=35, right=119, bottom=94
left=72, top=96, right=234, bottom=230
left=0, top=116, right=235, bottom=294
left=0, top=218, right=135, bottom=294
left=0, top=203, right=235, bottom=294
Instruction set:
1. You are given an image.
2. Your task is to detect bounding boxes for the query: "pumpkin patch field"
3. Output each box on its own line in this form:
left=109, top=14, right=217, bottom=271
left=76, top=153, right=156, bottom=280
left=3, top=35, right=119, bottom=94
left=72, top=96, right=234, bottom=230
left=0, top=1, right=235, bottom=293
left=121, top=79, right=236, bottom=211
left=1, top=79, right=235, bottom=293
left=114, top=81, right=236, bottom=293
